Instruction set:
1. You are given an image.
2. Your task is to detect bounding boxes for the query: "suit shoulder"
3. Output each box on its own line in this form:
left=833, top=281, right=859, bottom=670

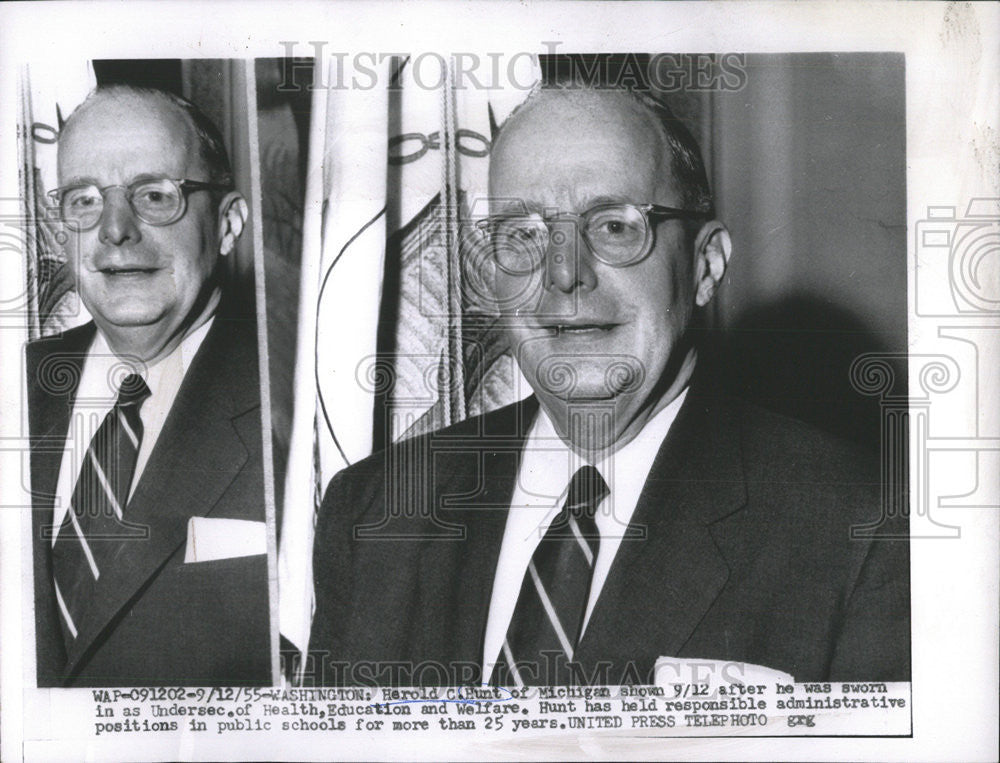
left=26, top=322, right=96, bottom=347
left=735, top=400, right=877, bottom=482
left=319, top=400, right=528, bottom=518
left=334, top=400, right=528, bottom=481
left=729, top=399, right=894, bottom=539
left=206, top=305, right=260, bottom=371
left=25, top=323, right=96, bottom=410
left=186, top=307, right=261, bottom=417
left=26, top=322, right=95, bottom=364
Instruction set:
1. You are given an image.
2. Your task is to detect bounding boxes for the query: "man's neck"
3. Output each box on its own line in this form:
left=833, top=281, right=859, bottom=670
left=101, top=288, right=221, bottom=366
left=540, top=347, right=698, bottom=460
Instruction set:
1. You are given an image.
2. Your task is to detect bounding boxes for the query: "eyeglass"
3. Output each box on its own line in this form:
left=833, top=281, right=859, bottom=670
left=475, top=202, right=710, bottom=275
left=47, top=176, right=231, bottom=231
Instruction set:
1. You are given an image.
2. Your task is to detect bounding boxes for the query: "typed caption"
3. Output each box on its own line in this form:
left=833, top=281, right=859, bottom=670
left=33, top=671, right=910, bottom=749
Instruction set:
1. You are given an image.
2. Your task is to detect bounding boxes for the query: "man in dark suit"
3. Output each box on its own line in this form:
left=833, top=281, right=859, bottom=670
left=309, top=83, right=909, bottom=686
left=27, top=86, right=270, bottom=687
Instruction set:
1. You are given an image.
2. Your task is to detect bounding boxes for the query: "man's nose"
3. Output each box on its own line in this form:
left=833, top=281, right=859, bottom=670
left=543, top=221, right=597, bottom=293
left=98, top=189, right=142, bottom=246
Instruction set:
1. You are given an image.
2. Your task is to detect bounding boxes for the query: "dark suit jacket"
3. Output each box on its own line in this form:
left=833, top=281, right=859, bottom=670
left=27, top=309, right=271, bottom=687
left=309, top=390, right=909, bottom=686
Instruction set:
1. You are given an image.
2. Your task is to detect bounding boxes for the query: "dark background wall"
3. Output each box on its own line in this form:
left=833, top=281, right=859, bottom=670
left=706, top=53, right=907, bottom=446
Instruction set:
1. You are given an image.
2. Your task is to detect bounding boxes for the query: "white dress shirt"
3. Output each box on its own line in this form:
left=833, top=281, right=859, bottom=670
left=481, top=388, right=689, bottom=674
left=50, top=319, right=214, bottom=544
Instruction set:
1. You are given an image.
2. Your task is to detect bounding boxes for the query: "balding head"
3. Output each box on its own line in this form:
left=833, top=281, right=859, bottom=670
left=493, top=85, right=713, bottom=217
left=60, top=86, right=233, bottom=189
left=486, top=84, right=731, bottom=455
left=55, top=86, right=246, bottom=364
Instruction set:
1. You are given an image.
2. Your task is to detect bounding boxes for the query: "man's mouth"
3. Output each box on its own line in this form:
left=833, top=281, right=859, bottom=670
left=541, top=323, right=618, bottom=337
left=99, top=267, right=159, bottom=276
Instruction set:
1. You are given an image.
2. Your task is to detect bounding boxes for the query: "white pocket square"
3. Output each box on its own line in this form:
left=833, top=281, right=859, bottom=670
left=184, top=517, right=267, bottom=563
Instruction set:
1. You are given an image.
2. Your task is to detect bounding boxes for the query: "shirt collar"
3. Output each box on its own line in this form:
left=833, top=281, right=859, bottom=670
left=87, top=317, right=215, bottom=398
left=520, top=387, right=690, bottom=516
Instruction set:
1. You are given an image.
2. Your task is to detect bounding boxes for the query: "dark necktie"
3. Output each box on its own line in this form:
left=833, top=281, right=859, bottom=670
left=491, top=465, right=609, bottom=686
left=51, top=373, right=150, bottom=646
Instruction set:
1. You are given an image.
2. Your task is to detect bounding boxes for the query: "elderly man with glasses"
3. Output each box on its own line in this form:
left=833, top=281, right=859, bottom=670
left=27, top=85, right=270, bottom=687
left=308, top=83, right=910, bottom=687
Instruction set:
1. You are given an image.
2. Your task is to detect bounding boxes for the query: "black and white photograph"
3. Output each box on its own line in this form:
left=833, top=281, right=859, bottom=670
left=298, top=52, right=910, bottom=689
left=0, top=2, right=996, bottom=762
left=19, top=60, right=275, bottom=688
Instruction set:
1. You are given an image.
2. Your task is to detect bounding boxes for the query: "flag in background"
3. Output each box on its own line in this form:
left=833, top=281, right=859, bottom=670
left=18, top=61, right=96, bottom=339
left=278, top=54, right=537, bottom=659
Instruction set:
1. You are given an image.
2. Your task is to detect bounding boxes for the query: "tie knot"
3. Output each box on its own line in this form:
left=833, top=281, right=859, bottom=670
left=564, top=465, right=609, bottom=520
left=116, top=373, right=151, bottom=408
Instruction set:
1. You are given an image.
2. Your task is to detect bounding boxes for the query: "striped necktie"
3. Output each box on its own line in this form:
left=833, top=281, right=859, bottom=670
left=491, top=465, right=609, bottom=686
left=51, top=373, right=150, bottom=647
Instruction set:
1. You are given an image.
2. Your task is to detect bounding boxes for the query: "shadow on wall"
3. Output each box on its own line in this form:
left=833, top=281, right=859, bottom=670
left=702, top=293, right=907, bottom=451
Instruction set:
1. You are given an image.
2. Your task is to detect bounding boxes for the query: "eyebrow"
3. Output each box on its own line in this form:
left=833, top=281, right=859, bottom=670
left=496, top=194, right=647, bottom=217
left=59, top=175, right=102, bottom=187
left=578, top=194, right=635, bottom=209
left=493, top=194, right=638, bottom=216
left=57, top=173, right=174, bottom=189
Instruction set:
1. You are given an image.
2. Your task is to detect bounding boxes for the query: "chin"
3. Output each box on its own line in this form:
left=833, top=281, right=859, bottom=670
left=89, top=304, right=172, bottom=334
left=100, top=308, right=166, bottom=327
left=562, top=382, right=619, bottom=402
left=530, top=354, right=646, bottom=400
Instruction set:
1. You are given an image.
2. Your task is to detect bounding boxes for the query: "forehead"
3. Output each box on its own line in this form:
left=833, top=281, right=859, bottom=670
left=489, top=89, right=678, bottom=210
left=58, top=94, right=201, bottom=184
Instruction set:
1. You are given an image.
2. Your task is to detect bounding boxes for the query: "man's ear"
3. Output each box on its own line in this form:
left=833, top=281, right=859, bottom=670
left=217, top=192, right=248, bottom=256
left=692, top=220, right=733, bottom=307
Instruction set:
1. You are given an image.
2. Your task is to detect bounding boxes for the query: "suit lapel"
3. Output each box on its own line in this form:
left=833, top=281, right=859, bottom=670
left=577, top=392, right=748, bottom=681
left=27, top=325, right=95, bottom=685
left=27, top=324, right=96, bottom=515
left=64, top=315, right=259, bottom=677
left=418, top=392, right=749, bottom=681
left=420, top=398, right=537, bottom=678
